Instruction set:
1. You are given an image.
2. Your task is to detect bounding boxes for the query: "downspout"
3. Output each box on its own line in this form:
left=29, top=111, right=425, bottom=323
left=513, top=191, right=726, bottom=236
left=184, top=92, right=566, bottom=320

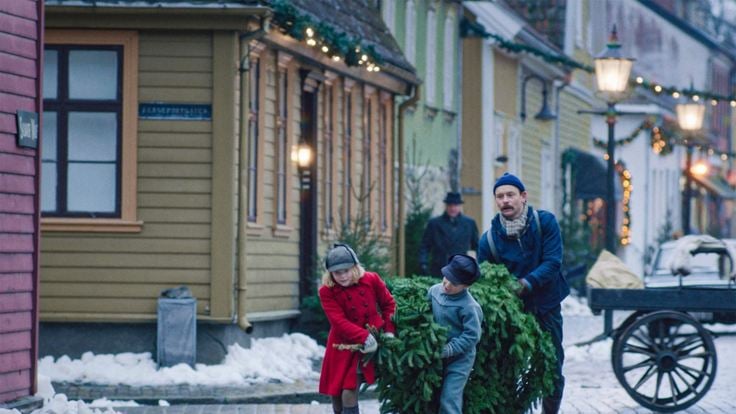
left=236, top=17, right=268, bottom=333
left=397, top=85, right=420, bottom=276
left=552, top=77, right=570, bottom=216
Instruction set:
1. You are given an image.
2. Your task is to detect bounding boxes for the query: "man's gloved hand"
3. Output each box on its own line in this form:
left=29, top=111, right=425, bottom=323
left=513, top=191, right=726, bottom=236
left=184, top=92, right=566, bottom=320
left=515, top=279, right=531, bottom=297
left=361, top=333, right=378, bottom=354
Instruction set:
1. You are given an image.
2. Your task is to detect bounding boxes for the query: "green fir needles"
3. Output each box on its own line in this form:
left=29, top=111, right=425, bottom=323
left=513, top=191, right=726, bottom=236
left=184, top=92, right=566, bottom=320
left=375, top=263, right=556, bottom=413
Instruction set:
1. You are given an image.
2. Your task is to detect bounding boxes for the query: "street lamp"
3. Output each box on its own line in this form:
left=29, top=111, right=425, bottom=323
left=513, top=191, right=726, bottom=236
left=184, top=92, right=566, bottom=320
left=594, top=26, right=635, bottom=253
left=676, top=101, right=706, bottom=234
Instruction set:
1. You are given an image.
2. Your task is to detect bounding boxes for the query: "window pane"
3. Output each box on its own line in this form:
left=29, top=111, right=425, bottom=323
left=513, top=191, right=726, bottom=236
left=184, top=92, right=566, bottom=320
left=69, top=50, right=118, bottom=100
left=43, top=50, right=58, bottom=99
left=67, top=163, right=116, bottom=213
left=41, top=162, right=57, bottom=212
left=42, top=111, right=57, bottom=162
left=68, top=112, right=118, bottom=161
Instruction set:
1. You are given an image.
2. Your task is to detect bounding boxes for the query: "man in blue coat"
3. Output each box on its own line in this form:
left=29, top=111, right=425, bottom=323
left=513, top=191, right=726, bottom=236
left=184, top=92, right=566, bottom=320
left=478, top=173, right=569, bottom=414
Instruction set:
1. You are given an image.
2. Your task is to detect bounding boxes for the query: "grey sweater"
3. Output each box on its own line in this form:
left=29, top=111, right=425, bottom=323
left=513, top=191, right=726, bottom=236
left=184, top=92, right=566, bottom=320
left=428, top=284, right=484, bottom=358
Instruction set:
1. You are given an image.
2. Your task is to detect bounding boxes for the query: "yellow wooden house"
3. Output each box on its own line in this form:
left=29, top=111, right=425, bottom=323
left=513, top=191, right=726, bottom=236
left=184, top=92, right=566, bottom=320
left=41, top=0, right=416, bottom=362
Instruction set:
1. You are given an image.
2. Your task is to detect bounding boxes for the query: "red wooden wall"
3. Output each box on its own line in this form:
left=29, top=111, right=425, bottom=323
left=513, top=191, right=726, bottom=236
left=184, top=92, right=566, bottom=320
left=0, top=0, right=42, bottom=403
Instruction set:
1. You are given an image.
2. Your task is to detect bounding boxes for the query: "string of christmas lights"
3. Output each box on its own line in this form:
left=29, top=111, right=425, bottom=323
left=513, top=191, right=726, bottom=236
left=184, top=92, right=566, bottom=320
left=270, top=0, right=383, bottom=72
left=592, top=117, right=736, bottom=160
left=473, top=26, right=736, bottom=106
left=617, top=162, right=632, bottom=246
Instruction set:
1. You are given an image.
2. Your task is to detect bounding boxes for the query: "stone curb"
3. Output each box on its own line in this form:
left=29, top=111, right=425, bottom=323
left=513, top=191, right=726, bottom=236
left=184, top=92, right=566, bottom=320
left=52, top=382, right=378, bottom=406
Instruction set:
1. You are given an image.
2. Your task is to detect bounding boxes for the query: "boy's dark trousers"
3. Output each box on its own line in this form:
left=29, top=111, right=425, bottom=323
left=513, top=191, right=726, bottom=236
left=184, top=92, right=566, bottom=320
left=535, top=305, right=565, bottom=414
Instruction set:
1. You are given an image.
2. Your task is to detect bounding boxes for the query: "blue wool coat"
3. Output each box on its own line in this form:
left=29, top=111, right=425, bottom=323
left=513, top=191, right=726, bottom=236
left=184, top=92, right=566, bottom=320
left=477, top=207, right=569, bottom=314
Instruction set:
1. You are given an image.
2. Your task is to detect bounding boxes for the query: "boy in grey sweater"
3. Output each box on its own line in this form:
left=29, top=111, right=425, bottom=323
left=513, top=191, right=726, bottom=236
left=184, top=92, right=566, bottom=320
left=428, top=254, right=484, bottom=414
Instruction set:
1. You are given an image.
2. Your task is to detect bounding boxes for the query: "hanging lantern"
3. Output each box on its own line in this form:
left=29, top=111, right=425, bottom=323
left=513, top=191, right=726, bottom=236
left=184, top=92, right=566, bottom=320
left=594, top=26, right=635, bottom=100
left=676, top=103, right=706, bottom=132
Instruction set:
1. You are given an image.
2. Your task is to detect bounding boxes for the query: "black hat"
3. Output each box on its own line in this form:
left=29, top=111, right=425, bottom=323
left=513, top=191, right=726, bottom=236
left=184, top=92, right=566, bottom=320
left=325, top=243, right=360, bottom=272
left=441, top=254, right=481, bottom=286
left=443, top=192, right=464, bottom=205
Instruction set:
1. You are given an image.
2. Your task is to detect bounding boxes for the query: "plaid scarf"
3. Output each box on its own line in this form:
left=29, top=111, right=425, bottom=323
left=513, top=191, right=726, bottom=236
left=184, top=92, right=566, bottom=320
left=499, top=203, right=529, bottom=239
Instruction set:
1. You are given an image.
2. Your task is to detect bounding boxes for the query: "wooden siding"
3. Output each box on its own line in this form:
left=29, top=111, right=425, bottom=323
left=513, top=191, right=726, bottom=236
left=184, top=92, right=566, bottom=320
left=40, top=31, right=214, bottom=321
left=243, top=46, right=396, bottom=314
left=0, top=0, right=41, bottom=402
left=460, top=37, right=484, bottom=227
left=244, top=49, right=301, bottom=313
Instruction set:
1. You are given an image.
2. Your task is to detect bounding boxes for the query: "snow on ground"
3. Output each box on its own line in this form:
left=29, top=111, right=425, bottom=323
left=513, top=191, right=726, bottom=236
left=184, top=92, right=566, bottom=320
left=39, top=333, right=324, bottom=386
left=561, top=294, right=593, bottom=317
left=0, top=375, right=124, bottom=414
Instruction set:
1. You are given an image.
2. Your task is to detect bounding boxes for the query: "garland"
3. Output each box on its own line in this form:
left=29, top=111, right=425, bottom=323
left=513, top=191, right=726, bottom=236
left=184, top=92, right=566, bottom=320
left=270, top=0, right=383, bottom=71
left=461, top=17, right=736, bottom=106
left=460, top=18, right=593, bottom=72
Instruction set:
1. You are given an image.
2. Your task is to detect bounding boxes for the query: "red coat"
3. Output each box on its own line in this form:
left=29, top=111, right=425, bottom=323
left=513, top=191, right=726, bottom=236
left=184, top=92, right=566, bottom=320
left=318, top=271, right=396, bottom=396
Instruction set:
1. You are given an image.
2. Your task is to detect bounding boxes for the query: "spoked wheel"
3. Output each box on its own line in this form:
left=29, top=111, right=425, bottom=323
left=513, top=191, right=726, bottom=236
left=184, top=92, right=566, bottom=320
left=612, top=310, right=717, bottom=412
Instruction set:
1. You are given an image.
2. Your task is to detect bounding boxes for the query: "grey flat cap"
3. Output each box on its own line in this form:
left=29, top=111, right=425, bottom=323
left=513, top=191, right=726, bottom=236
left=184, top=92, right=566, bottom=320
left=325, top=244, right=359, bottom=272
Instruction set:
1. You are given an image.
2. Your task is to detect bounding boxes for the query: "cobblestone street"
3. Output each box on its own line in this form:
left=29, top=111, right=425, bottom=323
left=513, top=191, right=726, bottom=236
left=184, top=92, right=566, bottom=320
left=73, top=313, right=736, bottom=414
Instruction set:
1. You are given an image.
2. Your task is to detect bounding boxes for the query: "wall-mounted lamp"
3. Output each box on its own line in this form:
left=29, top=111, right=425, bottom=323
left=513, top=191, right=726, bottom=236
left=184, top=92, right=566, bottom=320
left=690, top=161, right=709, bottom=177
left=520, top=74, right=557, bottom=122
left=291, top=141, right=313, bottom=169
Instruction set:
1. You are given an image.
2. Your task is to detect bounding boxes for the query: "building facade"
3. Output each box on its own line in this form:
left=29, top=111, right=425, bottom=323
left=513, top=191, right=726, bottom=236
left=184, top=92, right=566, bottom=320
left=40, top=0, right=415, bottom=362
left=382, top=0, right=462, bottom=214
left=0, top=0, right=43, bottom=409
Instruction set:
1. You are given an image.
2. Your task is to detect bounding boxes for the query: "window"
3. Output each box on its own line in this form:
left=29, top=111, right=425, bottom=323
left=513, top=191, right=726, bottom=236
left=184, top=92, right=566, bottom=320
left=574, top=0, right=584, bottom=48
left=425, top=7, right=437, bottom=105
left=247, top=58, right=260, bottom=223
left=323, top=83, right=335, bottom=229
left=275, top=65, right=289, bottom=226
left=382, top=0, right=396, bottom=34
left=443, top=9, right=455, bottom=110
left=42, top=30, right=139, bottom=232
left=405, top=0, right=416, bottom=65
left=343, top=87, right=353, bottom=224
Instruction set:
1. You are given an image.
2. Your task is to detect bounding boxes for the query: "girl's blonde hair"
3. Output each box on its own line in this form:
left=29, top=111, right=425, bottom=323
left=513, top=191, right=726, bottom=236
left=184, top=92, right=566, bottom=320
left=321, top=264, right=366, bottom=288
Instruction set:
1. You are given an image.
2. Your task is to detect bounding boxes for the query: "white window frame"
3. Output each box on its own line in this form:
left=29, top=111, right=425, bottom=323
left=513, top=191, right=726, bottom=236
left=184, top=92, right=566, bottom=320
left=382, top=0, right=396, bottom=34
left=425, top=7, right=437, bottom=106
left=574, top=0, right=584, bottom=48
left=405, top=0, right=416, bottom=65
left=442, top=8, right=455, bottom=110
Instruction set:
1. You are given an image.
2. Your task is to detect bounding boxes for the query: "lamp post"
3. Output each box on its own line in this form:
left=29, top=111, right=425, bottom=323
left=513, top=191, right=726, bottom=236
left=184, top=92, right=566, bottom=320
left=593, top=26, right=634, bottom=253
left=676, top=101, right=706, bottom=234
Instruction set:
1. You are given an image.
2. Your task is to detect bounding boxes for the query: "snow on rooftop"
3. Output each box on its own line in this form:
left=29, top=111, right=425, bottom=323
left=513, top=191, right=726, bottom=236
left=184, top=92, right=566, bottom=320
left=39, top=333, right=324, bottom=386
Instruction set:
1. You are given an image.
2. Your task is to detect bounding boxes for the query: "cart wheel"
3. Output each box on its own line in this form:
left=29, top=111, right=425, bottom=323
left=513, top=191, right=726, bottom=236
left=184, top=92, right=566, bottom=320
left=612, top=310, right=717, bottom=412
left=610, top=311, right=647, bottom=362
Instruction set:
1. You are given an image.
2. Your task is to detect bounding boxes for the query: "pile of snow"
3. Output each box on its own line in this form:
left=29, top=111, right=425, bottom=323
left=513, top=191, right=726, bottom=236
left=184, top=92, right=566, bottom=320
left=0, top=375, right=124, bottom=414
left=39, top=333, right=325, bottom=386
left=561, top=294, right=593, bottom=317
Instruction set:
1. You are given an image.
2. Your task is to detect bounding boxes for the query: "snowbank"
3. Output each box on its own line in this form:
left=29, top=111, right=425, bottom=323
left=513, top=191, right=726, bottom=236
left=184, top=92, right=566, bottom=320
left=0, top=375, right=123, bottom=414
left=39, top=333, right=325, bottom=386
left=561, top=294, right=593, bottom=317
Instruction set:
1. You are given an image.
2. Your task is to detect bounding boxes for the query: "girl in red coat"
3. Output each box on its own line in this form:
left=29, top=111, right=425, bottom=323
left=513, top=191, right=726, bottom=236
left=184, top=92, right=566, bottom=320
left=319, top=243, right=396, bottom=414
